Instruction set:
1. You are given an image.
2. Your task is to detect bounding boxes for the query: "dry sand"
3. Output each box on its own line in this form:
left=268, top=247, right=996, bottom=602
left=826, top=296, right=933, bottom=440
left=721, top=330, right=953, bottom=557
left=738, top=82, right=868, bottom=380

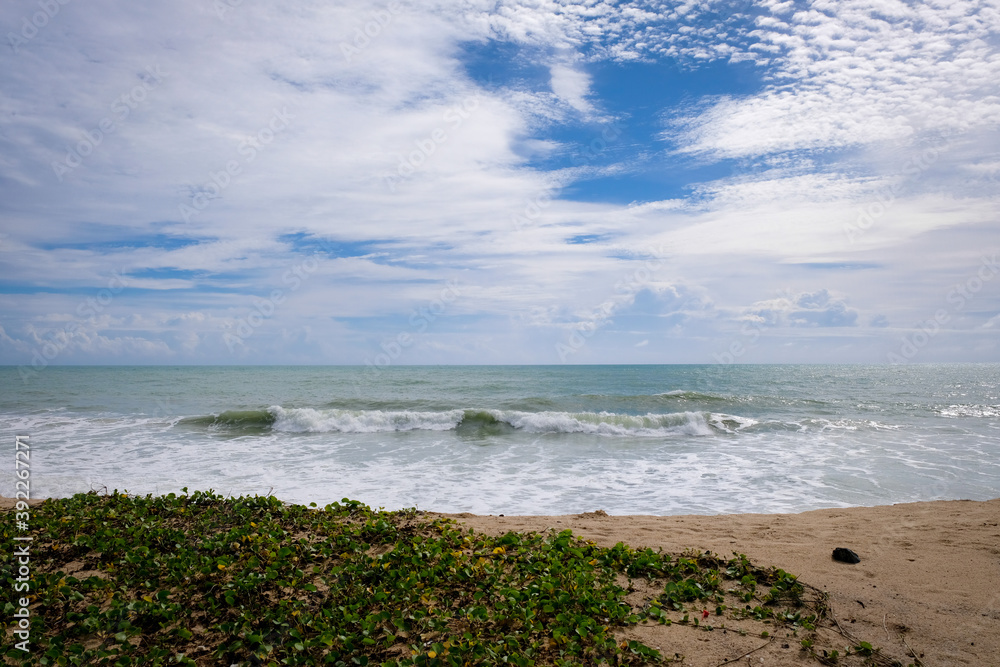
left=433, top=498, right=1000, bottom=666
left=6, top=496, right=998, bottom=665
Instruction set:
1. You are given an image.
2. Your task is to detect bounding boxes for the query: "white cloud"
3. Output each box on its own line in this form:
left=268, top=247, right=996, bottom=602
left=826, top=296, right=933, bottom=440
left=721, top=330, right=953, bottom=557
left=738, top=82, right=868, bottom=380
left=0, top=0, right=998, bottom=364
left=744, top=289, right=859, bottom=327
left=549, top=61, right=593, bottom=114
left=670, top=0, right=1000, bottom=159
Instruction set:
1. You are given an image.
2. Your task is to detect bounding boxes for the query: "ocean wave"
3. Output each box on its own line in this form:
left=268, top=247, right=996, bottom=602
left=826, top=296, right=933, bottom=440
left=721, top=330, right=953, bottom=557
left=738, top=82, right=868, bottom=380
left=775, top=418, right=904, bottom=432
left=938, top=404, right=1000, bottom=418
left=707, top=413, right=759, bottom=433
left=496, top=410, right=717, bottom=437
left=270, top=406, right=462, bottom=433
left=577, top=390, right=730, bottom=403
left=178, top=410, right=277, bottom=433
left=653, top=390, right=728, bottom=402
left=179, top=406, right=750, bottom=437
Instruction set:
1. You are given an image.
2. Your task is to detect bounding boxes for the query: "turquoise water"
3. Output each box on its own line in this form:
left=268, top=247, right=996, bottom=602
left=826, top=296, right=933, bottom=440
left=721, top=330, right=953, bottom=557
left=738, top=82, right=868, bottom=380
left=2, top=364, right=998, bottom=514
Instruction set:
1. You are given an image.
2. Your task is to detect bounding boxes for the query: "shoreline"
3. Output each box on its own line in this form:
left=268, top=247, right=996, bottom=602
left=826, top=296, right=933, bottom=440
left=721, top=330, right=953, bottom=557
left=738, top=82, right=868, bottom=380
left=5, top=495, right=999, bottom=665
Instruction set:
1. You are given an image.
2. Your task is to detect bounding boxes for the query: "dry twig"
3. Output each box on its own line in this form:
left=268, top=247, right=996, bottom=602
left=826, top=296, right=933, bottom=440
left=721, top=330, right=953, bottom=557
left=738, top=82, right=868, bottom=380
left=715, top=638, right=772, bottom=667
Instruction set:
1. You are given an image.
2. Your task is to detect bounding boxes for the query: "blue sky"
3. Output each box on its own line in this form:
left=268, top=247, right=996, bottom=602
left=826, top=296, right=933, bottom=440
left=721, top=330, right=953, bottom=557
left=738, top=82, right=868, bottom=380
left=1, top=0, right=999, bottom=367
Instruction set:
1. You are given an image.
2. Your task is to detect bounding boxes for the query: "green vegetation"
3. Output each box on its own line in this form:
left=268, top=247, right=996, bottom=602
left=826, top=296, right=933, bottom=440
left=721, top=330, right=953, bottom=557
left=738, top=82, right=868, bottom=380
left=2, top=492, right=888, bottom=666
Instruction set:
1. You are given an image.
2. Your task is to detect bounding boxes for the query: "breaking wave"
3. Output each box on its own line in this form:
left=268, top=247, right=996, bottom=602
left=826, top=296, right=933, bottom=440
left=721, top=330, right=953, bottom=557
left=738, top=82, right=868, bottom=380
left=180, top=406, right=760, bottom=437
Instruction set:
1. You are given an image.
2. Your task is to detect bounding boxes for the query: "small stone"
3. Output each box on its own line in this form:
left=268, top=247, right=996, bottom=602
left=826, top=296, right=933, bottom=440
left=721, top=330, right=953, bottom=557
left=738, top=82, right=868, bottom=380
left=832, top=547, right=861, bottom=564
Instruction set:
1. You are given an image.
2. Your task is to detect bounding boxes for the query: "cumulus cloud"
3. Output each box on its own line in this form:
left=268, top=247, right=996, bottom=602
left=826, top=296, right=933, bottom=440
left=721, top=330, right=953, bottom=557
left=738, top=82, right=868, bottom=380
left=744, top=289, right=859, bottom=327
left=669, top=0, right=1000, bottom=158
left=463, top=0, right=759, bottom=62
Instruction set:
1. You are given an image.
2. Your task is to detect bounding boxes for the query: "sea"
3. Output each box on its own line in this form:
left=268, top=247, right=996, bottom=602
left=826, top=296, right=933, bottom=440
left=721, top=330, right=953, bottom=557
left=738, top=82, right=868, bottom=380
left=2, top=365, right=998, bottom=515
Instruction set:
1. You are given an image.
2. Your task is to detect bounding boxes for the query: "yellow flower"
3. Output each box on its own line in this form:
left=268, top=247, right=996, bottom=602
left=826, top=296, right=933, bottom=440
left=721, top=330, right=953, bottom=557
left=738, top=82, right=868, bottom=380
left=492, top=547, right=505, bottom=555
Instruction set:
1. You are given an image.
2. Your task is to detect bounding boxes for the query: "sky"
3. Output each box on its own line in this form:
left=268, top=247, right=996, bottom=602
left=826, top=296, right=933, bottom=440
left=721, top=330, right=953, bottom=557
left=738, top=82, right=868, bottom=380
left=1, top=0, right=998, bottom=368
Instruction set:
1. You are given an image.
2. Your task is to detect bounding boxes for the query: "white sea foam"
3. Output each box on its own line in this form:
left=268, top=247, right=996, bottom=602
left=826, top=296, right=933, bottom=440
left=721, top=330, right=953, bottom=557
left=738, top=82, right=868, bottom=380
left=938, top=404, right=1000, bottom=418
left=707, top=413, right=759, bottom=432
left=501, top=410, right=716, bottom=436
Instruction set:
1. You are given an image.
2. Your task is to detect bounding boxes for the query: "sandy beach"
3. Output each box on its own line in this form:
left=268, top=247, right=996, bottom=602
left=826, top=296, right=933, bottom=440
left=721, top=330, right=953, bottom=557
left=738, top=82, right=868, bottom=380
left=433, top=498, right=1000, bottom=666
left=6, top=495, right=998, bottom=665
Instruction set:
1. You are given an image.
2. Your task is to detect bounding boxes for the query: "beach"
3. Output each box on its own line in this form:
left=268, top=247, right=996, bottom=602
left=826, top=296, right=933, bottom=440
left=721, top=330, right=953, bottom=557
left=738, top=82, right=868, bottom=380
left=7, top=494, right=998, bottom=665
left=435, top=498, right=1000, bottom=665
left=4, top=365, right=1000, bottom=663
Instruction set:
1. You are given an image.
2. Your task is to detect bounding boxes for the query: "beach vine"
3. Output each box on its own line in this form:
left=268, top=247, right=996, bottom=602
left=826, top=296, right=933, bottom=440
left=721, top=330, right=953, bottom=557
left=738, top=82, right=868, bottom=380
left=2, top=492, right=899, bottom=666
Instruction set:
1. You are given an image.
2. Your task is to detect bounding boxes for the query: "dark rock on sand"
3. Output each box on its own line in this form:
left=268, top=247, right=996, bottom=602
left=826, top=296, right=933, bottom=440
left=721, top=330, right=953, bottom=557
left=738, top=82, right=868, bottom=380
left=832, top=547, right=861, bottom=563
